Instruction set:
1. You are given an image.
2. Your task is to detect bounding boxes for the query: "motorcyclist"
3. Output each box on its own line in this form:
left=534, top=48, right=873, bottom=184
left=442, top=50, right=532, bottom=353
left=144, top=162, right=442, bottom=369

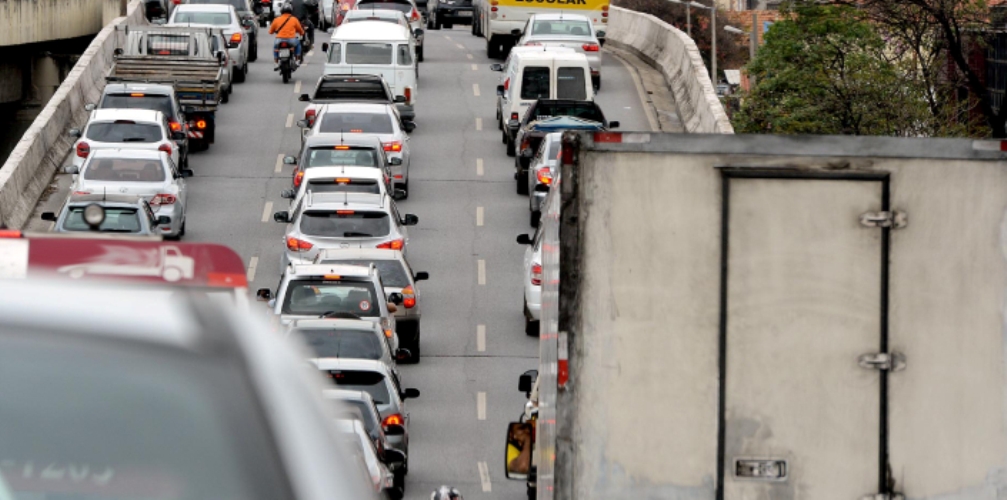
left=286, top=0, right=317, bottom=47
left=269, top=3, right=305, bottom=69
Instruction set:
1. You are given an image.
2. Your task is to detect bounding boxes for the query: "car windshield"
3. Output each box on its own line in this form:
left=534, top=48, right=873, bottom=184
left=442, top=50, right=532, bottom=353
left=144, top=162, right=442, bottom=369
left=324, top=370, right=391, bottom=404
left=86, top=122, right=162, bottom=143
left=530, top=102, right=604, bottom=122
left=101, top=94, right=175, bottom=118
left=0, top=332, right=289, bottom=500
left=299, top=211, right=391, bottom=238
left=332, top=259, right=409, bottom=287
left=355, top=0, right=412, bottom=13
left=186, top=0, right=248, bottom=11
left=295, top=327, right=384, bottom=360
left=305, top=148, right=379, bottom=168
left=319, top=113, right=394, bottom=134
left=306, top=179, right=381, bottom=194
left=282, top=279, right=381, bottom=316
left=531, top=19, right=591, bottom=36
left=345, top=43, right=393, bottom=65
left=172, top=11, right=233, bottom=24
left=315, top=80, right=389, bottom=101
left=62, top=207, right=143, bottom=233
left=83, top=158, right=166, bottom=182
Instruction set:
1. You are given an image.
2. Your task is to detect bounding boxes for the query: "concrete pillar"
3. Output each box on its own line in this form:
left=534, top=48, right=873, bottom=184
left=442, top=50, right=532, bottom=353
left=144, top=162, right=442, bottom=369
left=0, top=62, right=24, bottom=104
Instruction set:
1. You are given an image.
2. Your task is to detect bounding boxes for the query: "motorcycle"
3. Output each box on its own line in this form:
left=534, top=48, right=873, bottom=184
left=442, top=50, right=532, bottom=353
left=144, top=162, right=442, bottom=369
left=299, top=18, right=314, bottom=53
left=254, top=0, right=274, bottom=27
left=276, top=40, right=296, bottom=83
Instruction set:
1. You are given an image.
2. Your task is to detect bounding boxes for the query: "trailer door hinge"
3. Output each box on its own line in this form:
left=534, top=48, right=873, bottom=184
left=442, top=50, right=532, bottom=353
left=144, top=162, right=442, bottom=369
left=861, top=493, right=904, bottom=500
left=858, top=352, right=906, bottom=372
left=860, top=210, right=907, bottom=229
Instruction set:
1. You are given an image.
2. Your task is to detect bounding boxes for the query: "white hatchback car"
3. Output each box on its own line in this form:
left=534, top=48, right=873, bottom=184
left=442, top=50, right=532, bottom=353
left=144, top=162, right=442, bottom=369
left=169, top=3, right=250, bottom=82
left=70, top=109, right=183, bottom=169
left=517, top=227, right=543, bottom=336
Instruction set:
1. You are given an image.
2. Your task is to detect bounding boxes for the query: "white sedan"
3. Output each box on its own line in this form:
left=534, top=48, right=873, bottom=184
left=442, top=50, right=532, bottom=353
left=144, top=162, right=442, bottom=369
left=70, top=109, right=183, bottom=169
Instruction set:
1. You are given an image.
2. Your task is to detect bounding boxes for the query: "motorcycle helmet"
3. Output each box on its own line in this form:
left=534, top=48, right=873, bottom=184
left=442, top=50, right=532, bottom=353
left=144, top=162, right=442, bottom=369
left=431, top=486, right=463, bottom=500
left=280, top=2, right=293, bottom=14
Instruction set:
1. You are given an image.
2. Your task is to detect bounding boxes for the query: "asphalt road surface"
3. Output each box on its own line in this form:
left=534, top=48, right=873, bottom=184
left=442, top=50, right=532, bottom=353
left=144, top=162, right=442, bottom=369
left=33, top=24, right=654, bottom=499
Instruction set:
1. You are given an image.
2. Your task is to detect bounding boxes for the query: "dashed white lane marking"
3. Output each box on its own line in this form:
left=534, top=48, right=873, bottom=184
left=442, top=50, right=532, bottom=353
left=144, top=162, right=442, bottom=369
left=476, top=158, right=484, bottom=176
left=472, top=83, right=480, bottom=97
left=456, top=43, right=465, bottom=49
left=285, top=113, right=294, bottom=128
left=477, top=391, right=487, bottom=420
left=246, top=256, right=259, bottom=282
left=471, top=63, right=478, bottom=71
left=466, top=53, right=474, bottom=60
left=477, top=259, right=486, bottom=285
left=306, top=49, right=314, bottom=57
left=293, top=80, right=302, bottom=93
left=475, top=117, right=482, bottom=130
left=275, top=153, right=284, bottom=173
left=478, top=461, right=492, bottom=492
left=477, top=324, right=486, bottom=352
left=261, top=201, right=273, bottom=222
left=476, top=206, right=484, bottom=226
left=445, top=35, right=452, bottom=40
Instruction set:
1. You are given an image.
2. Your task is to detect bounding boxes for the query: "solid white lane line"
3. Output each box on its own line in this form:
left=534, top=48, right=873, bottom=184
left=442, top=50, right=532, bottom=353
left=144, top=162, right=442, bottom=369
left=293, top=80, right=302, bottom=93
left=476, top=158, right=484, bottom=176
left=285, top=113, right=294, bottom=128
left=477, top=259, right=486, bottom=285
left=466, top=53, right=473, bottom=60
left=477, top=391, right=487, bottom=420
left=261, top=201, right=273, bottom=222
left=275, top=153, right=284, bottom=173
left=475, top=117, right=482, bottom=131
left=477, top=324, right=486, bottom=352
left=476, top=206, right=484, bottom=226
left=471, top=64, right=478, bottom=71
left=456, top=43, right=465, bottom=49
left=478, top=462, right=492, bottom=492
left=247, top=256, right=259, bottom=282
left=472, top=83, right=480, bottom=97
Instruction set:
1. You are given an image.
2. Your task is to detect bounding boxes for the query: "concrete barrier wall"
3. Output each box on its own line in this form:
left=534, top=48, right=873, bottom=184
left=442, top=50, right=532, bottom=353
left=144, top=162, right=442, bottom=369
left=0, top=0, right=146, bottom=229
left=607, top=6, right=734, bottom=134
left=0, top=0, right=128, bottom=46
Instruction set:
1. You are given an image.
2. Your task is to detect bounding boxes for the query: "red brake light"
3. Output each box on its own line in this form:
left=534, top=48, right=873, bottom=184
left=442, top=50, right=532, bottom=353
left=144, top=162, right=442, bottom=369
left=382, top=413, right=404, bottom=427
left=402, top=285, right=416, bottom=308
left=503, top=77, right=510, bottom=91
left=490, top=6, right=497, bottom=11
left=286, top=236, right=313, bottom=251
left=404, top=87, right=412, bottom=103
left=168, top=119, right=182, bottom=132
left=230, top=32, right=243, bottom=44
left=376, top=239, right=404, bottom=250
left=383, top=141, right=402, bottom=152
left=335, top=145, right=351, bottom=150
left=294, top=170, right=304, bottom=187
left=150, top=193, right=177, bottom=205
left=305, top=108, right=317, bottom=125
left=76, top=142, right=90, bottom=158
left=536, top=167, right=552, bottom=185
left=335, top=177, right=351, bottom=183
left=531, top=263, right=542, bottom=286
left=158, top=143, right=172, bottom=154
left=520, top=138, right=530, bottom=151
left=510, top=112, right=519, bottom=121
left=409, top=8, right=420, bottom=21
left=582, top=43, right=600, bottom=52
left=336, top=210, right=355, bottom=214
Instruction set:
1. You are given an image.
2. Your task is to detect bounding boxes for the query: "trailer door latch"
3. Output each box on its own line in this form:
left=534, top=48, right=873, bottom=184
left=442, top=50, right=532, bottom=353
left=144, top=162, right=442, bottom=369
left=858, top=352, right=907, bottom=372
left=860, top=210, right=908, bottom=229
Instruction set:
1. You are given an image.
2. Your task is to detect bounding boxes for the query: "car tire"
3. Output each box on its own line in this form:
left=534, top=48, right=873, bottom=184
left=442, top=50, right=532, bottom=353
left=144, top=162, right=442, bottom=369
left=530, top=209, right=539, bottom=227
left=221, top=86, right=230, bottom=103
left=505, top=135, right=515, bottom=157
left=427, top=13, right=434, bottom=29
left=501, top=128, right=508, bottom=144
left=516, top=165, right=528, bottom=194
left=487, top=36, right=499, bottom=58
left=179, top=220, right=186, bottom=237
left=444, top=22, right=453, bottom=29
left=235, top=63, right=247, bottom=83
left=249, top=42, right=258, bottom=62
left=417, top=46, right=424, bottom=62
left=471, top=16, right=477, bottom=35
left=524, top=302, right=539, bottom=337
left=433, top=13, right=442, bottom=30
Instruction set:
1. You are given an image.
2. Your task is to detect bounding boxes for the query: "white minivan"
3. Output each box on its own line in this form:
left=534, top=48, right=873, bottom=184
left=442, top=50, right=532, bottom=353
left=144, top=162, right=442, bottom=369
left=492, top=49, right=593, bottom=152
left=323, top=21, right=419, bottom=114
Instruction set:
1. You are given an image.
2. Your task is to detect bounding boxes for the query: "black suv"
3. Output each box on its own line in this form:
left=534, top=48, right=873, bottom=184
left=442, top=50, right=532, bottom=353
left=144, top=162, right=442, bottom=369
left=426, top=0, right=472, bottom=29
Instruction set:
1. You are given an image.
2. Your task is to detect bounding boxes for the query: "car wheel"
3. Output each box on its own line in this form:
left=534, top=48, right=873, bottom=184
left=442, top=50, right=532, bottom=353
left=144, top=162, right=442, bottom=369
left=471, top=16, right=477, bottom=35
left=433, top=13, right=442, bottom=29
left=221, top=87, right=230, bottom=103
left=524, top=302, right=539, bottom=337
left=235, top=63, right=247, bottom=82
left=516, top=165, right=528, bottom=194
left=417, top=46, right=424, bottom=62
left=249, top=42, right=258, bottom=62
left=505, top=135, right=515, bottom=157
left=427, top=14, right=434, bottom=29
left=487, top=36, right=499, bottom=58
left=179, top=220, right=186, bottom=237
left=501, top=128, right=507, bottom=145
left=530, top=209, right=539, bottom=227
left=444, top=22, right=453, bottom=29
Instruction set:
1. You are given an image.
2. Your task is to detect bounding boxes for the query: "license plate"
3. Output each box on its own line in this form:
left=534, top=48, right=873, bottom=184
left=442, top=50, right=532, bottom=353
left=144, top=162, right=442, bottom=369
left=278, top=48, right=291, bottom=57
left=458, top=10, right=472, bottom=16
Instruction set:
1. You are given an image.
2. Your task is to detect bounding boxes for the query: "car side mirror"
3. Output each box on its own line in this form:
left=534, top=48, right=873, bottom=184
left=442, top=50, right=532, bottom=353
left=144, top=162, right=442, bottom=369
left=393, top=188, right=407, bottom=201
left=113, top=48, right=124, bottom=56
left=296, top=119, right=309, bottom=128
left=402, top=214, right=418, bottom=226
left=156, top=215, right=171, bottom=226
left=179, top=168, right=194, bottom=178
left=402, top=121, right=416, bottom=133
left=280, top=189, right=296, bottom=199
left=518, top=369, right=538, bottom=396
left=609, top=120, right=620, bottom=129
left=84, top=103, right=96, bottom=111
left=388, top=157, right=403, bottom=166
left=273, top=211, right=290, bottom=223
left=496, top=85, right=505, bottom=96
left=516, top=233, right=532, bottom=245
left=283, top=155, right=297, bottom=165
left=41, top=212, right=57, bottom=222
left=322, top=42, right=330, bottom=52
left=299, top=93, right=311, bottom=102
left=413, top=28, right=423, bottom=37
left=171, top=131, right=186, bottom=140
left=413, top=271, right=428, bottom=281
left=511, top=28, right=522, bottom=36
left=395, top=348, right=412, bottom=361
left=490, top=63, right=503, bottom=72
left=63, top=165, right=80, bottom=174
left=504, top=422, right=533, bottom=480
left=256, top=288, right=273, bottom=300
left=402, top=388, right=420, bottom=399
left=394, top=95, right=407, bottom=103
left=68, top=128, right=82, bottom=138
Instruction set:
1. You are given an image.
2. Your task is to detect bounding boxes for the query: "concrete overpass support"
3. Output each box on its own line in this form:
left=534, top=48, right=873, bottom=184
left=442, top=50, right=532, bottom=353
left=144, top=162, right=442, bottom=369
left=0, top=0, right=127, bottom=47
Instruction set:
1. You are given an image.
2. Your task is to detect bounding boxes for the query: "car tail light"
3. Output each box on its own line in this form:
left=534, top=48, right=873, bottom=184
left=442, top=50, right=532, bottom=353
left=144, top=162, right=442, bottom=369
left=490, top=6, right=497, bottom=11
left=168, top=119, right=182, bottom=132
left=383, top=141, right=402, bottom=152
left=76, top=142, right=90, bottom=158
left=305, top=108, right=317, bottom=125
left=377, top=239, right=404, bottom=250
left=503, top=77, right=510, bottom=91
left=150, top=193, right=177, bottom=206
left=531, top=263, right=542, bottom=286
left=520, top=138, right=530, bottom=151
left=409, top=8, right=420, bottom=21
left=0, top=230, right=22, bottom=238
left=536, top=167, right=552, bottom=185
left=286, top=236, right=313, bottom=251
left=172, top=0, right=180, bottom=4
left=158, top=143, right=172, bottom=154
left=404, top=87, right=412, bottom=103
left=195, top=120, right=207, bottom=129
left=294, top=170, right=304, bottom=187
left=402, top=285, right=416, bottom=308
left=279, top=41, right=289, bottom=48
left=382, top=413, right=404, bottom=427
left=582, top=43, right=600, bottom=52
left=341, top=2, right=350, bottom=9
left=229, top=32, right=243, bottom=46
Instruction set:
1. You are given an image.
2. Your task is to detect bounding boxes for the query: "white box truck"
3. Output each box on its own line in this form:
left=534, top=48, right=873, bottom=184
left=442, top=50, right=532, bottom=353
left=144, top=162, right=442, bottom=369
left=514, top=131, right=1007, bottom=500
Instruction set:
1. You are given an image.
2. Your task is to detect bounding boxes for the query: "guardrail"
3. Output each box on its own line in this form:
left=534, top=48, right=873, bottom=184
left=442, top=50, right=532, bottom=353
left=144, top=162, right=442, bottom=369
left=0, top=0, right=147, bottom=229
left=607, top=6, right=734, bottom=135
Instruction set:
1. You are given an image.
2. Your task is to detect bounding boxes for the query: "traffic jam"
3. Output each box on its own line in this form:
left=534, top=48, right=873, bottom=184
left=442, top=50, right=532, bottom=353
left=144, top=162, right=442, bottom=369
left=0, top=0, right=615, bottom=496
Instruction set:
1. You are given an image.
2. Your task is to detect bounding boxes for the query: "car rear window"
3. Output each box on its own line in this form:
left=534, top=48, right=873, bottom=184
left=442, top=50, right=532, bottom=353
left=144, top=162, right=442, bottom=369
left=521, top=66, right=550, bottom=100
left=282, top=279, right=380, bottom=316
left=295, top=328, right=384, bottom=360
left=63, top=207, right=143, bottom=233
left=556, top=67, right=587, bottom=100
left=186, top=0, right=248, bottom=12
left=355, top=0, right=412, bottom=13
left=333, top=259, right=409, bottom=287
left=172, top=11, right=233, bottom=24
left=306, top=147, right=379, bottom=168
left=547, top=138, right=561, bottom=159
left=299, top=211, right=391, bottom=238
left=324, top=370, right=391, bottom=404
left=532, top=102, right=604, bottom=123
left=307, top=178, right=381, bottom=194
left=101, top=94, right=175, bottom=118
left=318, top=112, right=394, bottom=134
left=531, top=19, right=591, bottom=36
left=86, top=121, right=163, bottom=143
left=146, top=34, right=193, bottom=55
left=345, top=43, right=393, bottom=65
left=315, top=79, right=388, bottom=101
left=83, top=158, right=167, bottom=182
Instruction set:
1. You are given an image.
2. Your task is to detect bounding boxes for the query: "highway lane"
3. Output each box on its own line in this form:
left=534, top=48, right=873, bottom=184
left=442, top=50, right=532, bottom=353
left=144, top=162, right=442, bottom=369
left=29, top=23, right=654, bottom=499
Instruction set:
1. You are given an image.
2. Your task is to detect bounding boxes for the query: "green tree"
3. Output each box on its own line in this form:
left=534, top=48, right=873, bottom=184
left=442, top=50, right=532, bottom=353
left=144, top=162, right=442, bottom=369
left=736, top=2, right=932, bottom=136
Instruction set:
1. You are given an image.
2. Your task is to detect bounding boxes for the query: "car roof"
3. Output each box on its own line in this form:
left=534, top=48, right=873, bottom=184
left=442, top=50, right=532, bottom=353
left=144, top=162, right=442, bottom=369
left=317, top=102, right=393, bottom=114
left=291, top=318, right=381, bottom=330
left=174, top=3, right=234, bottom=11
left=303, top=134, right=384, bottom=148
left=302, top=166, right=385, bottom=181
left=332, top=20, right=411, bottom=41
left=303, top=192, right=387, bottom=209
left=289, top=263, right=376, bottom=279
left=314, top=248, right=405, bottom=262
left=319, top=74, right=386, bottom=83
left=345, top=8, right=404, bottom=17
left=88, top=148, right=166, bottom=159
left=529, top=12, right=592, bottom=22
left=313, top=357, right=390, bottom=372
left=90, top=108, right=164, bottom=122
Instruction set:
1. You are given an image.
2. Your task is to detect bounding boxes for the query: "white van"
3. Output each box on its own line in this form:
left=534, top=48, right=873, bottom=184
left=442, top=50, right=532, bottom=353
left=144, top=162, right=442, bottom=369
left=323, top=21, right=419, bottom=110
left=492, top=46, right=575, bottom=131
left=493, top=50, right=593, bottom=144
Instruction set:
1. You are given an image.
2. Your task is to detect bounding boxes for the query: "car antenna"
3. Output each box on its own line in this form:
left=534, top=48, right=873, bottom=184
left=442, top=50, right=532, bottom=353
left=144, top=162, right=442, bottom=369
left=343, top=191, right=349, bottom=206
